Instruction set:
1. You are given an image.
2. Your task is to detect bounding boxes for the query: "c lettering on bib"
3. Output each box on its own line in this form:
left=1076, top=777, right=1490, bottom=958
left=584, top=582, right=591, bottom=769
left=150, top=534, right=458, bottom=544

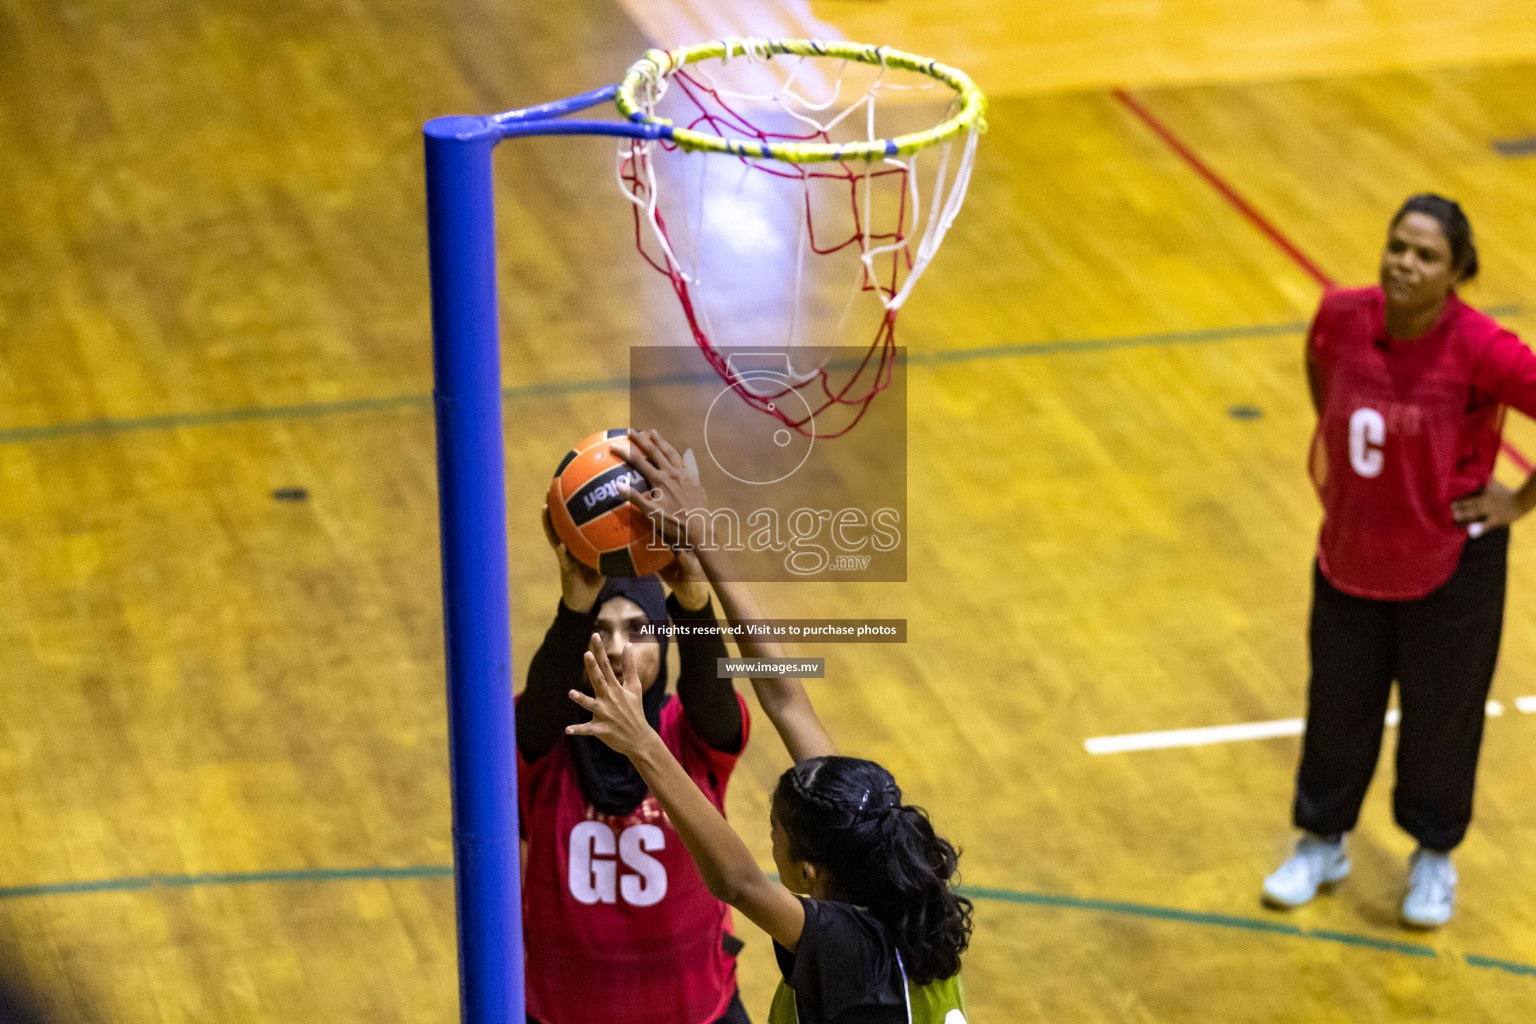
left=1348, top=407, right=1385, bottom=478
left=568, top=822, right=669, bottom=906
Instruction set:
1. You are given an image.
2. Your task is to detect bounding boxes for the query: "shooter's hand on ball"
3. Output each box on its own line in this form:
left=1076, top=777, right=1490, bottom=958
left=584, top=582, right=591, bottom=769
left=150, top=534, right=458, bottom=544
left=542, top=503, right=604, bottom=612
left=615, top=429, right=710, bottom=549
left=615, top=432, right=834, bottom=762
left=567, top=634, right=658, bottom=761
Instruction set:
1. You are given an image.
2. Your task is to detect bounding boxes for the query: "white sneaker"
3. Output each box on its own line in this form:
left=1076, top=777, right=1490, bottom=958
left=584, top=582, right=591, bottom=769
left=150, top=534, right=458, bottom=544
left=1262, top=833, right=1350, bottom=908
left=1402, top=848, right=1456, bottom=929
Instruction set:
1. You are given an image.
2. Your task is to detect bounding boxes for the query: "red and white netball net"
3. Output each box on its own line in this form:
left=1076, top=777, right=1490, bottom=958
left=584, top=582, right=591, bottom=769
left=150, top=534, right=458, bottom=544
left=616, top=40, right=986, bottom=437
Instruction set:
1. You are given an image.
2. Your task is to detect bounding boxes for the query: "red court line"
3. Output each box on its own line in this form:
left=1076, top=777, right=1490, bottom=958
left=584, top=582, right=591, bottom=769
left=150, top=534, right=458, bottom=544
left=1112, top=89, right=1335, bottom=289
left=1112, top=87, right=1533, bottom=473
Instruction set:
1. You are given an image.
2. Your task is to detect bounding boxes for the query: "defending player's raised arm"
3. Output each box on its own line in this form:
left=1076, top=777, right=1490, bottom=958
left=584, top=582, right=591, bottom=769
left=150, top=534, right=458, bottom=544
left=696, top=550, right=836, bottom=763
left=616, top=429, right=836, bottom=763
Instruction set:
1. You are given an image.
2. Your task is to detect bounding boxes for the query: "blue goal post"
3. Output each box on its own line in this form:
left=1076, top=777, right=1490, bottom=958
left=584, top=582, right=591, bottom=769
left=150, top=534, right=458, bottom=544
left=423, top=41, right=983, bottom=1023
left=423, top=87, right=664, bottom=1024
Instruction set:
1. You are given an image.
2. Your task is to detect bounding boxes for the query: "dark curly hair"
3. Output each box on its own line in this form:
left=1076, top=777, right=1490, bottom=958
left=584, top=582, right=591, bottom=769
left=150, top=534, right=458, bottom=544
left=772, top=756, right=973, bottom=984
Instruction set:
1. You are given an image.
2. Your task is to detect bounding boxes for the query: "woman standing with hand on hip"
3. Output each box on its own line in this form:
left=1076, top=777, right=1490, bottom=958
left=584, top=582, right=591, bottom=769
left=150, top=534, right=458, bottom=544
left=1263, top=194, right=1536, bottom=928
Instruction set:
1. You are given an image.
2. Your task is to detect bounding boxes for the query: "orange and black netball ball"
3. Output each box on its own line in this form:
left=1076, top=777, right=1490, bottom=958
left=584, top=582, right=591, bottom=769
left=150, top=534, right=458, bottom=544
left=547, top=429, right=675, bottom=578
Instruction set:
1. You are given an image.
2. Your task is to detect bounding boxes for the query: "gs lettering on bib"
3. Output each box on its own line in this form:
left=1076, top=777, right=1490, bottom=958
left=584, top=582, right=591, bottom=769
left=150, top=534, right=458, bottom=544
left=518, top=692, right=752, bottom=1024
left=568, top=821, right=668, bottom=907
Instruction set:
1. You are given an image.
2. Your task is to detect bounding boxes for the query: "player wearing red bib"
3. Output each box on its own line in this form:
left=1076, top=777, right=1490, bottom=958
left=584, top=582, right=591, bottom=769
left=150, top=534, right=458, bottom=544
left=518, top=560, right=748, bottom=1024
left=521, top=430, right=834, bottom=1024
left=1263, top=195, right=1536, bottom=928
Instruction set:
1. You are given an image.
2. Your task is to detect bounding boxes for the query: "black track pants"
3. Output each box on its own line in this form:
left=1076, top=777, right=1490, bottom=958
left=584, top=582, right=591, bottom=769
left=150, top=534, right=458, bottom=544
left=529, top=988, right=750, bottom=1024
left=1292, top=526, right=1508, bottom=852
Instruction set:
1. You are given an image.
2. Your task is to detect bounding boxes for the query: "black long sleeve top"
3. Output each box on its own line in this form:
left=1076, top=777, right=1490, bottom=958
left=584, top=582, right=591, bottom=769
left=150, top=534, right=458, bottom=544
left=516, top=595, right=743, bottom=763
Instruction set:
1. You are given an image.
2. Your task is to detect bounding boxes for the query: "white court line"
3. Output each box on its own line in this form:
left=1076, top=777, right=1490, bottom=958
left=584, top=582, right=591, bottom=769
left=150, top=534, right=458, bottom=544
left=1085, top=699, right=1527, bottom=755
left=1085, top=719, right=1303, bottom=755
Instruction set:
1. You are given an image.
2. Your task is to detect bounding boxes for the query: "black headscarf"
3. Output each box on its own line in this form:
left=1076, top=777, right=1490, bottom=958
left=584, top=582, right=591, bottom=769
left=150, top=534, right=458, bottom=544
left=569, top=575, right=672, bottom=816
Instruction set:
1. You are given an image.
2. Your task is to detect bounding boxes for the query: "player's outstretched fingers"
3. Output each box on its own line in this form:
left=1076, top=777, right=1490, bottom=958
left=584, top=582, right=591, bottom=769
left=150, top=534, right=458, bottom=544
left=584, top=634, right=617, bottom=688
left=623, top=484, right=689, bottom=548
left=621, top=481, right=660, bottom=515
left=623, top=429, right=678, bottom=485
left=571, top=639, right=651, bottom=753
left=584, top=633, right=640, bottom=695
left=569, top=645, right=617, bottom=739
left=619, top=433, right=708, bottom=531
left=638, top=430, right=687, bottom=480
left=614, top=430, right=661, bottom=476
left=566, top=650, right=604, bottom=738
left=619, top=640, right=640, bottom=690
left=612, top=472, right=669, bottom=527
left=647, top=428, right=685, bottom=467
left=622, top=429, right=686, bottom=482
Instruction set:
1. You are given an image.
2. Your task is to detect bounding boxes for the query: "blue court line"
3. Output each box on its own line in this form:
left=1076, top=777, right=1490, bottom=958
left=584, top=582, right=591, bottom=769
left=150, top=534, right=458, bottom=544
left=2, top=866, right=1531, bottom=977
left=2, top=308, right=1513, bottom=445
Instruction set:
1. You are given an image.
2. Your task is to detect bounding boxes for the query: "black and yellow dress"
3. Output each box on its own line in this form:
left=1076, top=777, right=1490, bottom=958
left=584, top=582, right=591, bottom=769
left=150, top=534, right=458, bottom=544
left=768, top=898, right=967, bottom=1024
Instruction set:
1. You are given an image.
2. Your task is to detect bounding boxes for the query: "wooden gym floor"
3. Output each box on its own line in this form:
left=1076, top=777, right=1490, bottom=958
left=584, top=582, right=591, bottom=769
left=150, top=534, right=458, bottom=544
left=2, top=0, right=1535, bottom=1020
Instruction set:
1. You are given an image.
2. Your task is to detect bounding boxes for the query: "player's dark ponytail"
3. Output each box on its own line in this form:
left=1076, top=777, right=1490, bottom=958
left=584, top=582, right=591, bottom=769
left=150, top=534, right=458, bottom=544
left=1391, top=193, right=1479, bottom=283
left=773, top=757, right=973, bottom=984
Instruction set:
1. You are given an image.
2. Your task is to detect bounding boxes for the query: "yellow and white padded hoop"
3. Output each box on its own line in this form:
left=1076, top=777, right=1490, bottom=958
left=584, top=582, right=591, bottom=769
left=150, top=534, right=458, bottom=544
left=615, top=38, right=988, bottom=164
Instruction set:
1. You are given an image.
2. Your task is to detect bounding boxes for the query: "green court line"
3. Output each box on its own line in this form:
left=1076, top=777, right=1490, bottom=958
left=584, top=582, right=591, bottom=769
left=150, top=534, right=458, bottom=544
left=1466, top=954, right=1536, bottom=978
left=907, top=321, right=1305, bottom=364
left=4, top=308, right=1510, bottom=445
left=3, top=867, right=1530, bottom=978
left=0, top=393, right=434, bottom=445
left=0, top=865, right=452, bottom=899
left=0, top=306, right=1524, bottom=445
left=958, top=886, right=1436, bottom=959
